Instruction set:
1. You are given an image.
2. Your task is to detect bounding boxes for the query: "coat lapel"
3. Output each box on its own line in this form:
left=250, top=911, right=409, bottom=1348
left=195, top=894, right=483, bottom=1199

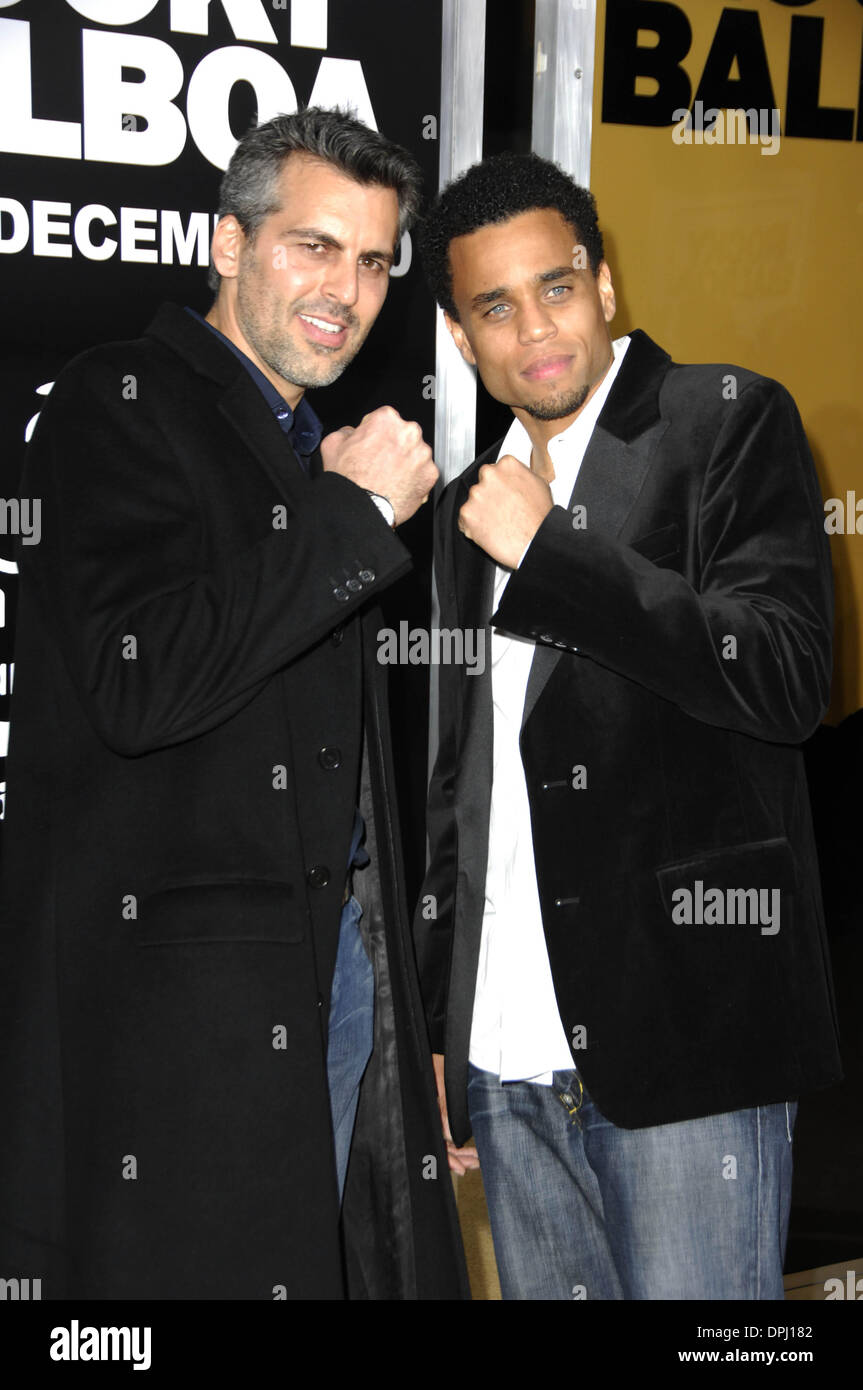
left=216, top=377, right=312, bottom=508
left=145, top=302, right=311, bottom=510
left=520, top=331, right=672, bottom=729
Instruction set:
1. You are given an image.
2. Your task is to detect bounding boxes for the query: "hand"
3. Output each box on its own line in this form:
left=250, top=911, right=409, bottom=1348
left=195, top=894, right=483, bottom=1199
left=321, top=406, right=439, bottom=527
left=432, top=1053, right=480, bottom=1175
left=458, top=454, right=553, bottom=569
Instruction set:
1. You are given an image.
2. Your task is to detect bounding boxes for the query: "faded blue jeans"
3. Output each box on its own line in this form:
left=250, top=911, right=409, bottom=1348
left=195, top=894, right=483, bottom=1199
left=468, top=1063, right=796, bottom=1300
left=326, top=895, right=374, bottom=1202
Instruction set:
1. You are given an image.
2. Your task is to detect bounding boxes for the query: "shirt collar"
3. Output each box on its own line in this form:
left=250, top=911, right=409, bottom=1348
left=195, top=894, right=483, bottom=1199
left=497, top=335, right=631, bottom=471
left=184, top=306, right=323, bottom=457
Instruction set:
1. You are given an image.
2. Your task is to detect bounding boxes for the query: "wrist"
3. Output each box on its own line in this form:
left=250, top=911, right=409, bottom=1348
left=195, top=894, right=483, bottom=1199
left=364, top=490, right=396, bottom=528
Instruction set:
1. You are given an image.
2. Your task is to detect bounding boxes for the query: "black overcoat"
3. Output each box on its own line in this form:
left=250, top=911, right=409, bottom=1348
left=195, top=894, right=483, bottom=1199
left=0, top=303, right=468, bottom=1300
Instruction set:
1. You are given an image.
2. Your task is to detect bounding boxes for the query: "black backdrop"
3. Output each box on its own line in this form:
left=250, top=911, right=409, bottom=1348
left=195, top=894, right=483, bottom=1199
left=0, top=0, right=446, bottom=890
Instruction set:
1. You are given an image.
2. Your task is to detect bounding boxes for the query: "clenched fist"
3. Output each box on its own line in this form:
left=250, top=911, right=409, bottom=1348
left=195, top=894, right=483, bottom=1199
left=321, top=406, right=439, bottom=527
left=458, top=454, right=553, bottom=569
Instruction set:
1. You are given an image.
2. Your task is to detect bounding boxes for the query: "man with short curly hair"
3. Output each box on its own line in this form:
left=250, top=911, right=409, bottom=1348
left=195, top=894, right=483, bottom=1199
left=414, top=151, right=841, bottom=1301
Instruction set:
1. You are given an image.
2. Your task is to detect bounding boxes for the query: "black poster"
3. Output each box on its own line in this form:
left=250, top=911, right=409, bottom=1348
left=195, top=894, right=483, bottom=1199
left=0, top=0, right=444, bottom=875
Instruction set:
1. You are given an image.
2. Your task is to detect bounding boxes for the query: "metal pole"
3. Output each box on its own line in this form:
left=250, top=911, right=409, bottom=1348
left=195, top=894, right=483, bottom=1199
left=435, top=0, right=486, bottom=485
left=532, top=0, right=597, bottom=185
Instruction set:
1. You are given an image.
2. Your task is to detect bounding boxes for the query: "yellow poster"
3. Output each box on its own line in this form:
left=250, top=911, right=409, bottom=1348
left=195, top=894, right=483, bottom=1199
left=593, top=0, right=863, bottom=720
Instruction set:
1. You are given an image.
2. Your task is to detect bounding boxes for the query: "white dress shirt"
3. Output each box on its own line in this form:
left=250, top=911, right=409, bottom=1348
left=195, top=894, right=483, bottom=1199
left=469, top=336, right=631, bottom=1084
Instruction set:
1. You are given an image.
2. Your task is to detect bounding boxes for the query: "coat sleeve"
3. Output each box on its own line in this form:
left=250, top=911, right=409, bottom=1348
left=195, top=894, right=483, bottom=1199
left=18, top=353, right=413, bottom=757
left=413, top=485, right=461, bottom=1052
left=492, top=377, right=833, bottom=744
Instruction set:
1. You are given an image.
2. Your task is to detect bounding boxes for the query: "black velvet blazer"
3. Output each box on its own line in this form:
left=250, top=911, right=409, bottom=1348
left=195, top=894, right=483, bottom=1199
left=415, top=329, right=842, bottom=1145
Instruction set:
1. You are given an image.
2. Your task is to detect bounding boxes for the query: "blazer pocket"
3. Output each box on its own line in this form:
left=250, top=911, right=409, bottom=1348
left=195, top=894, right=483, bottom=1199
left=628, top=522, right=681, bottom=565
left=135, top=878, right=302, bottom=946
left=655, top=837, right=797, bottom=930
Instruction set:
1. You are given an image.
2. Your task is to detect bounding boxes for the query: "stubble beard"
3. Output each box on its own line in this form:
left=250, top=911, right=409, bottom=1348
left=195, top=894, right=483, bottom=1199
left=236, top=268, right=366, bottom=391
left=520, top=382, right=591, bottom=421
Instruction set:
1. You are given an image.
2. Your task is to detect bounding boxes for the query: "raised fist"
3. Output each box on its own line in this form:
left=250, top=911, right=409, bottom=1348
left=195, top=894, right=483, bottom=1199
left=321, top=406, right=439, bottom=526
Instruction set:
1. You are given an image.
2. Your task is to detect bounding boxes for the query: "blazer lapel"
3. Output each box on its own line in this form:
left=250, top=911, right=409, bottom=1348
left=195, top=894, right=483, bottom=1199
left=451, top=444, right=500, bottom=635
left=520, top=330, right=673, bottom=729
left=446, top=449, right=500, bottom=906
left=451, top=441, right=501, bottom=721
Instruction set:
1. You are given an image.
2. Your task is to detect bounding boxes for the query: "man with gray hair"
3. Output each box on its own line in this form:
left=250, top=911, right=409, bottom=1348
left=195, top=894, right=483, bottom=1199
left=0, top=108, right=466, bottom=1299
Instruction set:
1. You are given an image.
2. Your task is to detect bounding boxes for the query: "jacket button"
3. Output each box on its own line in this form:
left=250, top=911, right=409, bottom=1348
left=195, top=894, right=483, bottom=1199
left=318, top=746, right=341, bottom=770
left=358, top=569, right=375, bottom=583
left=307, top=865, right=331, bottom=889
left=333, top=586, right=349, bottom=602
left=346, top=577, right=363, bottom=592
left=331, top=627, right=344, bottom=645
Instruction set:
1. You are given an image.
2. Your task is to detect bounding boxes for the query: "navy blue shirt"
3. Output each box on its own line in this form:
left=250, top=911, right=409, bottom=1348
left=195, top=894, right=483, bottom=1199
left=185, top=307, right=368, bottom=880
left=184, top=307, right=323, bottom=466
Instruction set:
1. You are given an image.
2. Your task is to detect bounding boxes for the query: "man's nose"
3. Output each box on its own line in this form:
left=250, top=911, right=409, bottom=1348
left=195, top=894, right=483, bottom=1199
left=517, top=301, right=556, bottom=345
left=321, top=257, right=359, bottom=307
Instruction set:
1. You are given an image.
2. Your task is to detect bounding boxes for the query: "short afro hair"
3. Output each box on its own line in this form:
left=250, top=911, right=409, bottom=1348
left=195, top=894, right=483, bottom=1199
left=418, top=151, right=604, bottom=321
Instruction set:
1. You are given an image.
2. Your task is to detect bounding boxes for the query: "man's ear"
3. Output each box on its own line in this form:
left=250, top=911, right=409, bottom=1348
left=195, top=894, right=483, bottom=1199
left=210, top=215, right=244, bottom=281
left=596, top=260, right=616, bottom=324
left=444, top=311, right=477, bottom=368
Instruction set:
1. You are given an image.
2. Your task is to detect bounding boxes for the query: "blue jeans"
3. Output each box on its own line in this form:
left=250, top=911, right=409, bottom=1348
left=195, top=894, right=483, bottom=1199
left=326, top=895, right=374, bottom=1202
left=467, top=1063, right=796, bottom=1300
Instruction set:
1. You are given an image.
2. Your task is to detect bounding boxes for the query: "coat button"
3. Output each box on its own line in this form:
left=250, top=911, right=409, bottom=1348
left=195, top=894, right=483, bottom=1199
left=318, top=746, right=341, bottom=770
left=346, top=577, right=363, bottom=592
left=331, top=627, right=344, bottom=645
left=333, top=586, right=349, bottom=602
left=307, top=865, right=331, bottom=889
left=358, top=569, right=375, bottom=583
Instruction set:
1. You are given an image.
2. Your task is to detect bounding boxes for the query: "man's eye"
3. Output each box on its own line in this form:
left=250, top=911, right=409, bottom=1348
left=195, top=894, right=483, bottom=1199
left=302, top=242, right=327, bottom=254
left=546, top=284, right=568, bottom=297
left=485, top=303, right=509, bottom=317
left=360, top=256, right=385, bottom=272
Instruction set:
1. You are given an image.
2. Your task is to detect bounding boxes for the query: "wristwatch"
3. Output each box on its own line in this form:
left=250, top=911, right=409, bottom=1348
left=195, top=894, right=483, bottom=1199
left=365, top=491, right=396, bottom=528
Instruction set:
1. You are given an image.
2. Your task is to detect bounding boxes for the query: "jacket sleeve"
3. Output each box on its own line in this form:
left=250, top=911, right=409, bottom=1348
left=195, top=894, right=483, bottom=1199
left=18, top=354, right=412, bottom=757
left=413, top=486, right=461, bottom=1052
left=493, top=377, right=833, bottom=743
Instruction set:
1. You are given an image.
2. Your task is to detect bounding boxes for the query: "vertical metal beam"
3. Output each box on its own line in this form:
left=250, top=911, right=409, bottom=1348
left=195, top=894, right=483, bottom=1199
left=428, top=0, right=486, bottom=793
left=435, top=0, right=486, bottom=485
left=532, top=0, right=597, bottom=185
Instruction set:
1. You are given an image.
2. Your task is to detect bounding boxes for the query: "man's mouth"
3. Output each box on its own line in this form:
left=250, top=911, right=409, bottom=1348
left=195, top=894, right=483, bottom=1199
left=521, top=354, right=572, bottom=381
left=297, top=312, right=350, bottom=346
